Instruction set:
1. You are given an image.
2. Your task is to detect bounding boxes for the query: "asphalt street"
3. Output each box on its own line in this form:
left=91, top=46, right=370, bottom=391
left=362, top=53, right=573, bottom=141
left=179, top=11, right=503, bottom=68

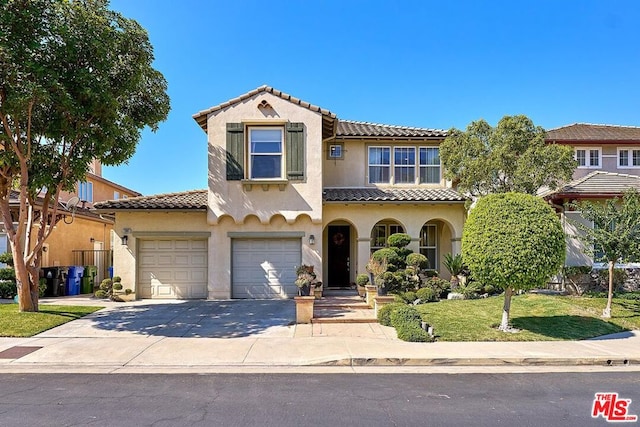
left=0, top=372, right=638, bottom=426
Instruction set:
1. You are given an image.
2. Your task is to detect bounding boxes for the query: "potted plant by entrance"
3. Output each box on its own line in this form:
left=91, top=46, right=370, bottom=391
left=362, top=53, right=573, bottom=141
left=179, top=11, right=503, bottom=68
left=356, top=273, right=369, bottom=297
left=295, top=265, right=316, bottom=296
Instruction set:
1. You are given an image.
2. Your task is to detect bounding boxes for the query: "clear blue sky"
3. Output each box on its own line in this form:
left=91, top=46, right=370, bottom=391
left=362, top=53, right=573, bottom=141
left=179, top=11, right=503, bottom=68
left=103, top=0, right=640, bottom=196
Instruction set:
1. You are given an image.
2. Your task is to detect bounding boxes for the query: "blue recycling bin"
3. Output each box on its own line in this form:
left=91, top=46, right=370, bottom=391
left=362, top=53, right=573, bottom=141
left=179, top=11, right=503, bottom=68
left=65, top=266, right=84, bottom=296
left=108, top=266, right=114, bottom=279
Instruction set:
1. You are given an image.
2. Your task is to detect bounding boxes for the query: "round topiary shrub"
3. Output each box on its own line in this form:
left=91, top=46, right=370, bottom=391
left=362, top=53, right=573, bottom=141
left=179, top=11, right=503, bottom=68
left=371, top=248, right=400, bottom=265
left=462, top=192, right=565, bottom=330
left=95, top=290, right=108, bottom=299
left=99, top=279, right=112, bottom=291
left=113, top=283, right=123, bottom=291
left=387, top=233, right=411, bottom=248
left=112, top=276, right=121, bottom=283
left=400, top=291, right=417, bottom=303
left=356, top=273, right=370, bottom=287
left=406, top=253, right=429, bottom=269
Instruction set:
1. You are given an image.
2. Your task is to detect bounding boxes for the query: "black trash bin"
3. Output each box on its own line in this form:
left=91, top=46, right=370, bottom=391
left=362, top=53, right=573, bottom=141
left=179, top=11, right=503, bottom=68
left=43, top=267, right=60, bottom=297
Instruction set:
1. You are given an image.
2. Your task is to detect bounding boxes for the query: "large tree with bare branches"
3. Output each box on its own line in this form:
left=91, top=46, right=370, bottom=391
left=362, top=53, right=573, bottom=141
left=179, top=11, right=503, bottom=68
left=0, top=0, right=170, bottom=311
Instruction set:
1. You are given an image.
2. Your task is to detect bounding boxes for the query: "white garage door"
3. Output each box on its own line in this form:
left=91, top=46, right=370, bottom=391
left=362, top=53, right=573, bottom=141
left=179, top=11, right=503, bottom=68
left=138, top=239, right=208, bottom=299
left=232, top=239, right=301, bottom=299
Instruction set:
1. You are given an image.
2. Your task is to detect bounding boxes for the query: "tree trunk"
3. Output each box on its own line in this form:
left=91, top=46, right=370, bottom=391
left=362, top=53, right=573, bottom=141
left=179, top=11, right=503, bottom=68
left=13, top=243, right=37, bottom=312
left=499, top=286, right=513, bottom=331
left=602, top=260, right=615, bottom=318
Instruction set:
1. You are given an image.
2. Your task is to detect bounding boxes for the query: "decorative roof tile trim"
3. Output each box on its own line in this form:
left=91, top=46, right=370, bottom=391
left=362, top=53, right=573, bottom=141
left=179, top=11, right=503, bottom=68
left=93, top=189, right=207, bottom=210
left=323, top=187, right=466, bottom=203
left=192, top=85, right=336, bottom=131
left=336, top=120, right=448, bottom=138
left=546, top=123, right=640, bottom=141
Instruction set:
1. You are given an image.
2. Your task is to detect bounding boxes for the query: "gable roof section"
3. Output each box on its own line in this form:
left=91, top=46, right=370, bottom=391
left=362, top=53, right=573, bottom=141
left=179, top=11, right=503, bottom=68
left=323, top=187, right=465, bottom=203
left=546, top=123, right=640, bottom=143
left=542, top=171, right=640, bottom=199
left=193, top=85, right=337, bottom=137
left=93, top=190, right=207, bottom=211
left=336, top=120, right=447, bottom=140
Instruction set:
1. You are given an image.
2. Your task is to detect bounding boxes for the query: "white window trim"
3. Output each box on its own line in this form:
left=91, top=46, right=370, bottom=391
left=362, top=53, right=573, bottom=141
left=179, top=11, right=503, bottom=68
left=328, top=144, right=344, bottom=160
left=419, top=146, right=441, bottom=184
left=617, top=147, right=640, bottom=169
left=368, top=145, right=441, bottom=185
left=368, top=146, right=391, bottom=184
left=248, top=126, right=285, bottom=180
left=575, top=147, right=601, bottom=169
left=78, top=181, right=93, bottom=203
left=419, top=224, right=438, bottom=270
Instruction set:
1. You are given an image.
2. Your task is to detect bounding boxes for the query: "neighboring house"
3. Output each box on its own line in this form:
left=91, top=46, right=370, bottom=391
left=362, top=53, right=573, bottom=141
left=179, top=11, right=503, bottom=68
left=543, top=123, right=640, bottom=267
left=95, top=85, right=466, bottom=299
left=0, top=159, right=140, bottom=282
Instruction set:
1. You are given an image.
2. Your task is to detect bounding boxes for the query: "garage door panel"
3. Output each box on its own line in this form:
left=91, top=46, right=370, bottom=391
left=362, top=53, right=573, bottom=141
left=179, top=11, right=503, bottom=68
left=232, top=238, right=301, bottom=299
left=138, top=239, right=208, bottom=299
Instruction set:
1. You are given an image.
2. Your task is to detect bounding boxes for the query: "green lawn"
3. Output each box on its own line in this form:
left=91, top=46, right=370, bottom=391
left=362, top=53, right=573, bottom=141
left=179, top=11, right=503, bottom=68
left=415, top=294, right=640, bottom=342
left=0, top=304, right=103, bottom=337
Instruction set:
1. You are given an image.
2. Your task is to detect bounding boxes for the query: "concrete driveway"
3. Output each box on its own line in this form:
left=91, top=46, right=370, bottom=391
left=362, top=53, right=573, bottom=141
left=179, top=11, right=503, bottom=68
left=37, top=298, right=297, bottom=338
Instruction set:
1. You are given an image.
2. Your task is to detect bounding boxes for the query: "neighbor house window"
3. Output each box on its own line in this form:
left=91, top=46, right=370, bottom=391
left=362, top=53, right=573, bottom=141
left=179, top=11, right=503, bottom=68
left=369, top=147, right=391, bottom=183
left=420, top=223, right=438, bottom=270
left=394, top=147, right=416, bottom=183
left=370, top=221, right=405, bottom=253
left=575, top=147, right=600, bottom=168
left=618, top=148, right=640, bottom=168
left=328, top=144, right=343, bottom=159
left=78, top=181, right=93, bottom=202
left=249, top=127, right=283, bottom=179
left=419, top=147, right=440, bottom=183
left=113, top=191, right=120, bottom=200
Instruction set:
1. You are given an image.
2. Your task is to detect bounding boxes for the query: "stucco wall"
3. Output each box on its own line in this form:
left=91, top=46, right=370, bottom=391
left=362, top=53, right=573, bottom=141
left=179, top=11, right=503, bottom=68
left=112, top=211, right=209, bottom=295
left=206, top=92, right=324, bottom=224
left=210, top=215, right=321, bottom=299
left=38, top=215, right=112, bottom=267
left=323, top=139, right=446, bottom=188
left=323, top=203, right=465, bottom=281
left=568, top=144, right=640, bottom=180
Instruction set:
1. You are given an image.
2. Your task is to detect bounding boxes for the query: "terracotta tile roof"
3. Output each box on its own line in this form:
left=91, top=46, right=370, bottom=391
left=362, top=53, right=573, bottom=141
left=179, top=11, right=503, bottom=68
left=93, top=190, right=207, bottom=210
left=337, top=120, right=447, bottom=139
left=542, top=171, right=640, bottom=199
left=323, top=187, right=465, bottom=203
left=193, top=85, right=336, bottom=131
left=546, top=123, right=640, bottom=142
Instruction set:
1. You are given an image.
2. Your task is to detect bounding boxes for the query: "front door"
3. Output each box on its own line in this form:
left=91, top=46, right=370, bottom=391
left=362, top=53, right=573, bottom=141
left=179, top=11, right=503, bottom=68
left=327, top=225, right=350, bottom=287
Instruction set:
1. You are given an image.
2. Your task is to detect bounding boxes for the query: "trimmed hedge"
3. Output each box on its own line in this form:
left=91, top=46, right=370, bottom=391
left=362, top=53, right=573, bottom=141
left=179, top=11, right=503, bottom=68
left=0, top=279, right=16, bottom=299
left=387, top=233, right=411, bottom=248
left=378, top=303, right=433, bottom=342
left=416, top=286, right=437, bottom=302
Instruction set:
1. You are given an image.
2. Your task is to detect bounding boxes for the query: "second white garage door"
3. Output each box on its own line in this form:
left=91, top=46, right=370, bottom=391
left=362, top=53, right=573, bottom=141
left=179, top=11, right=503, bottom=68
left=138, top=239, right=208, bottom=299
left=232, top=239, right=301, bottom=298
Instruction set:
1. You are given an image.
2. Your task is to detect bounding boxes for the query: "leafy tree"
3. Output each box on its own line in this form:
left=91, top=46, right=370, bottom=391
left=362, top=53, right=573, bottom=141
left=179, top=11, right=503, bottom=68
left=440, top=115, right=575, bottom=197
left=462, top=193, right=565, bottom=331
left=572, top=190, right=640, bottom=318
left=0, top=0, right=170, bottom=311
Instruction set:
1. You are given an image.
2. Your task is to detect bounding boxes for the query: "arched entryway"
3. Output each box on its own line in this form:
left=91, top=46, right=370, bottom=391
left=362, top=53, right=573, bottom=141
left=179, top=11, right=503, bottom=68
left=420, top=219, right=454, bottom=277
left=370, top=219, right=406, bottom=253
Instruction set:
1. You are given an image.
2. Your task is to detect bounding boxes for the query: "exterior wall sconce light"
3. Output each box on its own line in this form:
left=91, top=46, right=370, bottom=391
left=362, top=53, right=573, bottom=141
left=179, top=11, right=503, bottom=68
left=308, top=234, right=315, bottom=245
left=90, top=237, right=95, bottom=243
left=122, top=228, right=132, bottom=246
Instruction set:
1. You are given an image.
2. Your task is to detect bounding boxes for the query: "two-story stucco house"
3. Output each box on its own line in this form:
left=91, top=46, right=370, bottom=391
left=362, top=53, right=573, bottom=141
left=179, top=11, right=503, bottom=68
left=543, top=123, right=640, bottom=267
left=95, top=86, right=466, bottom=299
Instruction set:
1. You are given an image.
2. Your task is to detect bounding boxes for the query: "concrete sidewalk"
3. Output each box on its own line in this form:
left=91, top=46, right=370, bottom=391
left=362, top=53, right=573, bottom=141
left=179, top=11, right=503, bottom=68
left=1, top=297, right=639, bottom=374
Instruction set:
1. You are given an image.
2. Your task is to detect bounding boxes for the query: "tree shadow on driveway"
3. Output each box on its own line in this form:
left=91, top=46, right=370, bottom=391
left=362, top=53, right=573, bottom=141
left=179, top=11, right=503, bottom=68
left=87, top=300, right=296, bottom=338
left=510, top=315, right=629, bottom=340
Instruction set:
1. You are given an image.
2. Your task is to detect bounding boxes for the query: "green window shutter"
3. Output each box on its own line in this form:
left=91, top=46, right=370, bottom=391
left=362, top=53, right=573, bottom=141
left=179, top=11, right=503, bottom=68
left=286, top=122, right=304, bottom=180
left=226, top=123, right=244, bottom=180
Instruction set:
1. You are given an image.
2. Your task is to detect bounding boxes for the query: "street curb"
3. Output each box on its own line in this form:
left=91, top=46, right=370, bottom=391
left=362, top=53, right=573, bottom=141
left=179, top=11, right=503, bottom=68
left=316, top=357, right=639, bottom=367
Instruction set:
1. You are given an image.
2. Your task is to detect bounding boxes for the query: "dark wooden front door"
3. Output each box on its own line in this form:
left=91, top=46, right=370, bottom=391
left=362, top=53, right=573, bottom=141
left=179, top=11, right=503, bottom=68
left=327, top=225, right=350, bottom=287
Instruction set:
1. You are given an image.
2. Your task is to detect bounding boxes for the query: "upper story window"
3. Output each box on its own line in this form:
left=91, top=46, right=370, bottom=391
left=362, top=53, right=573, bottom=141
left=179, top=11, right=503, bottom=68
left=226, top=122, right=305, bottom=182
left=78, top=181, right=93, bottom=202
left=419, top=147, right=441, bottom=184
left=394, top=147, right=416, bottom=183
left=618, top=148, right=640, bottom=168
left=369, top=147, right=391, bottom=183
left=575, top=147, right=600, bottom=168
left=249, top=127, right=283, bottom=179
left=113, top=191, right=120, bottom=200
left=368, top=146, right=440, bottom=184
